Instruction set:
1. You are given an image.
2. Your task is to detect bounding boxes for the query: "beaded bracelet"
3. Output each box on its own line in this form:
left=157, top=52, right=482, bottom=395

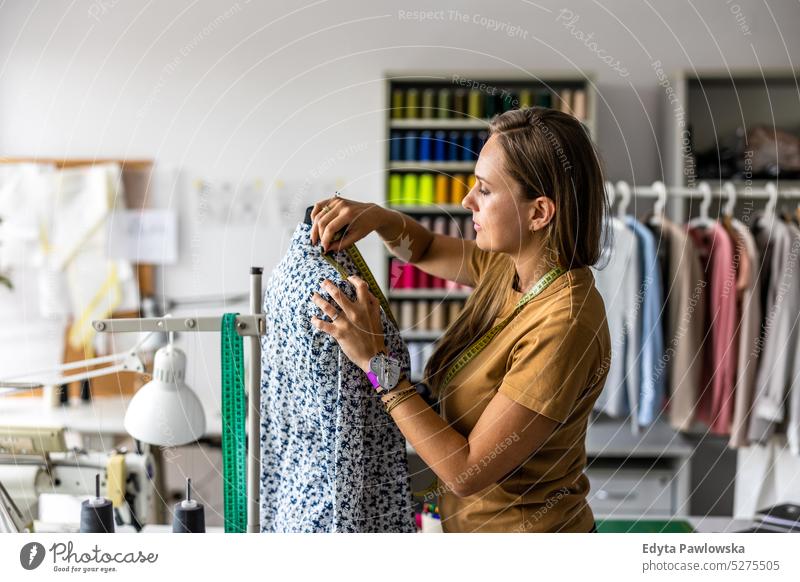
left=384, top=387, right=418, bottom=414
left=381, top=386, right=415, bottom=408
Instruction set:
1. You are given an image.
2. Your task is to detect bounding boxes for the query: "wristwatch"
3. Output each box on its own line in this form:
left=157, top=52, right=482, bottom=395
left=364, top=351, right=403, bottom=394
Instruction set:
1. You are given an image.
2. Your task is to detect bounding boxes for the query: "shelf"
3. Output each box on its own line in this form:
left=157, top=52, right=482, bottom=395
left=389, top=119, right=490, bottom=130
left=386, top=204, right=471, bottom=215
left=585, top=419, right=694, bottom=458
left=389, top=161, right=475, bottom=172
left=664, top=68, right=799, bottom=192
left=388, top=289, right=472, bottom=300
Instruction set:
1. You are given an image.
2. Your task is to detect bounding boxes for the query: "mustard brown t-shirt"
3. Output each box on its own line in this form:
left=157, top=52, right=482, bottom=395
left=438, top=241, right=611, bottom=533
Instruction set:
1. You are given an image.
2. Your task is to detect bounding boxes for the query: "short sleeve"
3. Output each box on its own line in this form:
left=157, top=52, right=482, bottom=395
left=498, top=318, right=603, bottom=423
left=466, top=241, right=509, bottom=286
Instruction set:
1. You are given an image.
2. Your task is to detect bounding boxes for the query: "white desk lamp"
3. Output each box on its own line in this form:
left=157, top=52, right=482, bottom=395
left=123, top=339, right=205, bottom=447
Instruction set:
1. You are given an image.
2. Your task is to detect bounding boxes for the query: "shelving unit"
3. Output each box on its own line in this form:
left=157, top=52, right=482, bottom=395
left=663, top=69, right=800, bottom=221
left=383, top=72, right=596, bottom=374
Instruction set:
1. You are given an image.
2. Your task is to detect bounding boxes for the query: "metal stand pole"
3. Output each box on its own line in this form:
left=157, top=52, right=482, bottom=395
left=247, top=267, right=263, bottom=532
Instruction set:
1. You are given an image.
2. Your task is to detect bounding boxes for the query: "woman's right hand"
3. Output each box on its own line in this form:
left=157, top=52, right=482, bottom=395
left=309, top=195, right=383, bottom=253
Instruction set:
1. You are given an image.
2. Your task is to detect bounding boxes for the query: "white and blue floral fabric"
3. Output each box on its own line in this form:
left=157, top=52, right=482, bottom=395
left=259, top=221, right=416, bottom=532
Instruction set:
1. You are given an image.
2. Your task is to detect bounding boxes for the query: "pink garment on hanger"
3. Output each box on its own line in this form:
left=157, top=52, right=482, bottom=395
left=687, top=222, right=738, bottom=435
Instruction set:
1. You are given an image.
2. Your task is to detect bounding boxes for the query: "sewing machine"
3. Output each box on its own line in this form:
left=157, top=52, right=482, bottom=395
left=0, top=425, right=155, bottom=532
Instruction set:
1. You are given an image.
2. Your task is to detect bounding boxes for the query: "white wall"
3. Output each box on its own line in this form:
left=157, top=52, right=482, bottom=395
left=1, top=0, right=798, bottom=409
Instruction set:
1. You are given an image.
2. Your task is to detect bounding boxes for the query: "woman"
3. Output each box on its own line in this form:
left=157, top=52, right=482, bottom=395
left=309, top=106, right=612, bottom=533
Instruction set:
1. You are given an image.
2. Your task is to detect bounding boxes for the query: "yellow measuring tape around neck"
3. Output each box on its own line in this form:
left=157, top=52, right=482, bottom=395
left=440, top=265, right=567, bottom=389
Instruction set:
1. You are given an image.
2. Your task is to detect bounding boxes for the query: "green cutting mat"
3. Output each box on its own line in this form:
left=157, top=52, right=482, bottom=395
left=596, top=519, right=695, bottom=533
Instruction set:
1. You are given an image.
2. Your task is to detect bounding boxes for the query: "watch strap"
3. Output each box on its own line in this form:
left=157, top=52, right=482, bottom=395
left=366, top=370, right=381, bottom=392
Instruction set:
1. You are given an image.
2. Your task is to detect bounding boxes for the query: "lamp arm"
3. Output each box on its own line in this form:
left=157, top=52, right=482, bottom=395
left=0, top=349, right=146, bottom=386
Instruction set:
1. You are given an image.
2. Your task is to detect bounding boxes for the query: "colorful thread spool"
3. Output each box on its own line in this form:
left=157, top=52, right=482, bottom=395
left=402, top=173, right=418, bottom=205
left=418, top=174, right=435, bottom=205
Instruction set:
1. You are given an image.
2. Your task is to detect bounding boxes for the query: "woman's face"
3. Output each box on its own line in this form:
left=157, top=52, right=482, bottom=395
left=462, top=135, right=533, bottom=255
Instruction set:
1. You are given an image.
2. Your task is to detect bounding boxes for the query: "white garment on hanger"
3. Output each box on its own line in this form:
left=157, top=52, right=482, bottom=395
left=748, top=218, right=800, bottom=446
left=592, top=217, right=641, bottom=433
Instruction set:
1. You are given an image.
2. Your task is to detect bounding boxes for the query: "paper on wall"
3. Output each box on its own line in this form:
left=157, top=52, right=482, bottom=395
left=106, top=209, right=178, bottom=264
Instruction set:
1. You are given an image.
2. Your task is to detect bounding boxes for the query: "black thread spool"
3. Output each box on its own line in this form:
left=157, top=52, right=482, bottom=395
left=80, top=474, right=115, bottom=533
left=173, top=478, right=205, bottom=533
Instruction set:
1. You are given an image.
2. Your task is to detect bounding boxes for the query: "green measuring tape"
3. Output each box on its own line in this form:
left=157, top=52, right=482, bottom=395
left=221, top=313, right=247, bottom=533
left=321, top=240, right=399, bottom=329
left=441, top=266, right=567, bottom=388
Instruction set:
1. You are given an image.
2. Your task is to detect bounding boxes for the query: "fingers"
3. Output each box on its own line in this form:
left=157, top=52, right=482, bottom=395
left=310, top=197, right=339, bottom=245
left=319, top=214, right=350, bottom=253
left=348, top=276, right=378, bottom=313
left=326, top=236, right=349, bottom=254
left=320, top=280, right=356, bottom=320
left=310, top=197, right=337, bottom=223
left=310, top=315, right=338, bottom=337
left=311, top=291, right=340, bottom=321
left=309, top=200, right=326, bottom=245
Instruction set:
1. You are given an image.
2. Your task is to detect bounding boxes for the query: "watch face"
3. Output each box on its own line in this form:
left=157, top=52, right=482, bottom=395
left=372, top=354, right=401, bottom=390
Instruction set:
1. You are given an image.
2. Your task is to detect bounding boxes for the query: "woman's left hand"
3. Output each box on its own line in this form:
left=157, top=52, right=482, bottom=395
left=311, top=275, right=386, bottom=372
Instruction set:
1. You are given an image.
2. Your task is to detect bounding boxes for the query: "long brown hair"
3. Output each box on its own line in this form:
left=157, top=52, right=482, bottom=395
left=422, top=106, right=610, bottom=396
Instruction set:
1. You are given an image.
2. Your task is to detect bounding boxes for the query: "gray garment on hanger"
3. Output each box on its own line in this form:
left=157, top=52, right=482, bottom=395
left=748, top=215, right=800, bottom=446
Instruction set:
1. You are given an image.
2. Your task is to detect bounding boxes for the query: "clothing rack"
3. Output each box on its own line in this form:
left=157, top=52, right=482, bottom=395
left=607, top=181, right=800, bottom=223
